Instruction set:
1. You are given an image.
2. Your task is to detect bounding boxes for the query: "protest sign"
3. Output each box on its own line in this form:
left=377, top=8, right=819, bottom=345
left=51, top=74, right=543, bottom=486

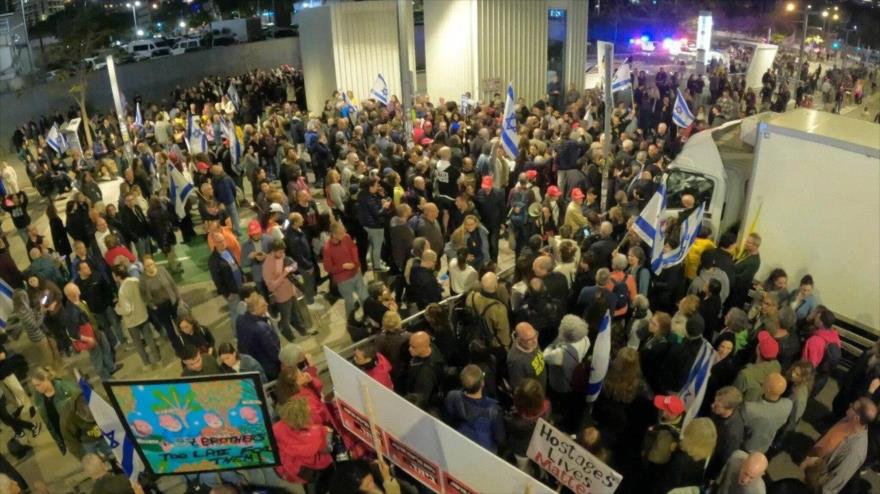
left=324, top=346, right=553, bottom=494
left=527, top=418, right=623, bottom=494
left=105, top=373, right=278, bottom=475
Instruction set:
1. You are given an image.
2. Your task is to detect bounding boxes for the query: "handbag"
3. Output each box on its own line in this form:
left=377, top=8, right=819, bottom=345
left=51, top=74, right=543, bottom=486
left=72, top=323, right=98, bottom=352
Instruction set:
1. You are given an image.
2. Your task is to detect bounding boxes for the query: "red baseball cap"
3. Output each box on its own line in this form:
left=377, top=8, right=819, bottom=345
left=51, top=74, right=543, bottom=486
left=247, top=220, right=262, bottom=237
left=525, top=169, right=537, bottom=180
left=570, top=187, right=585, bottom=200
left=197, top=161, right=210, bottom=171
left=653, top=395, right=686, bottom=416
left=757, top=330, right=779, bottom=360
left=481, top=176, right=494, bottom=189
left=547, top=185, right=561, bottom=197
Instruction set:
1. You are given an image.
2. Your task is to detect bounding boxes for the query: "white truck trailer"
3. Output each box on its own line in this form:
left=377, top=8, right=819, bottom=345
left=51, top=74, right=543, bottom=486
left=664, top=108, right=880, bottom=341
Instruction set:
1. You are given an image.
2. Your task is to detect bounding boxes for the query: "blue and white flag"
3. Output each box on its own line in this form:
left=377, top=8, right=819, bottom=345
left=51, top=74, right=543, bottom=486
left=46, top=123, right=68, bottom=155
left=611, top=62, right=632, bottom=93
left=679, top=339, right=716, bottom=429
left=168, top=163, right=195, bottom=220
left=0, top=279, right=13, bottom=330
left=651, top=202, right=705, bottom=274
left=134, top=102, right=143, bottom=128
left=370, top=74, right=390, bottom=106
left=585, top=311, right=612, bottom=403
left=501, top=82, right=519, bottom=160
left=77, top=374, right=145, bottom=482
left=185, top=113, right=208, bottom=155
left=342, top=91, right=358, bottom=116
left=221, top=119, right=242, bottom=172
left=227, top=82, right=241, bottom=111
left=633, top=183, right=668, bottom=266
left=672, top=88, right=696, bottom=128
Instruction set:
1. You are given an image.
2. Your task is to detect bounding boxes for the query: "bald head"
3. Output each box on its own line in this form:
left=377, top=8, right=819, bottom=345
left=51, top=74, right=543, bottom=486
left=763, top=372, right=787, bottom=401
left=532, top=255, right=553, bottom=278
left=421, top=249, right=437, bottom=269
left=480, top=272, right=498, bottom=293
left=409, top=331, right=431, bottom=358
left=63, top=282, right=80, bottom=303
left=515, top=322, right=538, bottom=351
left=738, top=452, right=768, bottom=486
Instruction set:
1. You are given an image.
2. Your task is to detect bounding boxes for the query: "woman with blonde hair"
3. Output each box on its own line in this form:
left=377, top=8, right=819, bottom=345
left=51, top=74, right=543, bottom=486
left=656, top=417, right=717, bottom=493
left=446, top=214, right=490, bottom=269
left=374, top=311, right=411, bottom=388
left=273, top=397, right=333, bottom=489
left=671, top=294, right=701, bottom=339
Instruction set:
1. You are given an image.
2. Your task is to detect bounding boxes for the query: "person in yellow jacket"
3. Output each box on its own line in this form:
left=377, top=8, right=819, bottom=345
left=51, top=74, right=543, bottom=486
left=684, top=221, right=716, bottom=281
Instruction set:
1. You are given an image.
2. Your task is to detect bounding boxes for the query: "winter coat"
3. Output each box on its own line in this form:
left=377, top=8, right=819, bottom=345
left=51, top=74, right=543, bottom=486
left=444, top=390, right=506, bottom=453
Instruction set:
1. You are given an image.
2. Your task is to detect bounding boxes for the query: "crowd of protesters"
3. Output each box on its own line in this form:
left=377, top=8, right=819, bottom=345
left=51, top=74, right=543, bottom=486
left=0, top=54, right=877, bottom=494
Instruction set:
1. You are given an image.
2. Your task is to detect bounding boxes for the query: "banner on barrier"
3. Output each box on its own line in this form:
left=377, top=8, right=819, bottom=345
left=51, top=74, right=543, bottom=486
left=324, top=346, right=553, bottom=494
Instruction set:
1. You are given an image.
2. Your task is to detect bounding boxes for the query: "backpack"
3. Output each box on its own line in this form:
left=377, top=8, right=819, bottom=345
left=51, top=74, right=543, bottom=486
left=820, top=338, right=842, bottom=375
left=566, top=345, right=591, bottom=393
left=610, top=274, right=632, bottom=313
left=454, top=293, right=503, bottom=348
left=508, top=189, right=530, bottom=227
left=458, top=401, right=500, bottom=451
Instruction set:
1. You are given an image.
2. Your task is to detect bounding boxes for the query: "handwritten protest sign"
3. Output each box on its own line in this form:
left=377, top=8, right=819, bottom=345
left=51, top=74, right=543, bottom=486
left=527, top=418, right=623, bottom=494
left=105, top=373, right=278, bottom=475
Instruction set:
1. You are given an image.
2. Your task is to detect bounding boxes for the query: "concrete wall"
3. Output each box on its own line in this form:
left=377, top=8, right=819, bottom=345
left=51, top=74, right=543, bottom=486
left=297, top=6, right=337, bottom=114
left=0, top=38, right=300, bottom=153
left=424, top=0, right=588, bottom=105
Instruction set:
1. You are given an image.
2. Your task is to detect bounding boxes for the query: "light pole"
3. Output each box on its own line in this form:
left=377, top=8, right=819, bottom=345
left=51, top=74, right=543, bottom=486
left=786, top=2, right=825, bottom=105
left=125, top=1, right=142, bottom=36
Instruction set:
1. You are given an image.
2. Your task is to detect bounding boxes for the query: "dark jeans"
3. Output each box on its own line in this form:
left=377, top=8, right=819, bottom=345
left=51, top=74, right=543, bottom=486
left=0, top=453, right=27, bottom=491
left=0, top=395, right=33, bottom=435
left=149, top=300, right=183, bottom=355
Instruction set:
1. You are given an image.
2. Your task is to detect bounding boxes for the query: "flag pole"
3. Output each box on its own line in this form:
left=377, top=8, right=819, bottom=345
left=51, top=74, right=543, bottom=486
left=360, top=381, right=388, bottom=469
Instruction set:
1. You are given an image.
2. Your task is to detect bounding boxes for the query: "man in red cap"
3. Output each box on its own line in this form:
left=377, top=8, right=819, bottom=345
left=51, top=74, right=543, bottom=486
left=544, top=185, right=564, bottom=229
left=733, top=330, right=781, bottom=402
left=563, top=187, right=588, bottom=233
left=474, top=175, right=505, bottom=263
left=643, top=394, right=686, bottom=472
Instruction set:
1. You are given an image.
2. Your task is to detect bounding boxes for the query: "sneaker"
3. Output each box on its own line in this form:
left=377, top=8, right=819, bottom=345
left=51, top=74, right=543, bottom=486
left=31, top=422, right=41, bottom=438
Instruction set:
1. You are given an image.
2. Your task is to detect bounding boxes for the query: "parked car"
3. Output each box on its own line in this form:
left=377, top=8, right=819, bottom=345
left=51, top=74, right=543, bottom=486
left=263, top=26, right=298, bottom=38
left=125, top=39, right=171, bottom=61
left=170, top=38, right=203, bottom=55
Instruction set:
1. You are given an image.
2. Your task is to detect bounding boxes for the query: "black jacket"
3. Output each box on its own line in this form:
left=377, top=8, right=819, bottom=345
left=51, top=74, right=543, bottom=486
left=208, top=250, right=242, bottom=297
left=405, top=348, right=445, bottom=405
left=409, top=265, right=443, bottom=310
left=119, top=204, right=149, bottom=239
left=76, top=273, right=115, bottom=314
left=474, top=188, right=506, bottom=230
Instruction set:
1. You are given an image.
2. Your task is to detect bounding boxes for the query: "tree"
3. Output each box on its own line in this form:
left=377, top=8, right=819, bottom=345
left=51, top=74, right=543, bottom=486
left=55, top=6, right=120, bottom=148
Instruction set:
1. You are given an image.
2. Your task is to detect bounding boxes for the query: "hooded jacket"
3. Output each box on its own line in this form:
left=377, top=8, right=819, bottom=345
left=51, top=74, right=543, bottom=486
left=273, top=421, right=333, bottom=484
left=802, top=328, right=842, bottom=368
left=364, top=353, right=394, bottom=390
left=444, top=390, right=506, bottom=453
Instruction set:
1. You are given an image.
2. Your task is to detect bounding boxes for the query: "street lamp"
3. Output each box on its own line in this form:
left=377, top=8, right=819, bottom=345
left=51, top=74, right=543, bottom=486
left=125, top=1, right=142, bottom=36
left=136, top=29, right=144, bottom=37
left=179, top=21, right=188, bottom=29
left=786, top=2, right=828, bottom=104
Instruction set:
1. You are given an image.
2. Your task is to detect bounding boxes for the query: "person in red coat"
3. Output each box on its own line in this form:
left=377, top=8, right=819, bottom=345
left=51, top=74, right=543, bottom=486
left=273, top=397, right=334, bottom=488
left=354, top=342, right=394, bottom=390
left=102, top=234, right=137, bottom=267
left=322, top=222, right=369, bottom=315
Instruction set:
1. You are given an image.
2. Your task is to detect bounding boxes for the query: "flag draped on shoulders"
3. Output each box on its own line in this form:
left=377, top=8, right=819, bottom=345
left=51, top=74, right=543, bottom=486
left=77, top=374, right=145, bottom=482
left=679, top=339, right=716, bottom=428
left=185, top=113, right=208, bottom=155
left=585, top=311, right=612, bottom=403
left=46, top=123, right=68, bottom=155
left=651, top=202, right=705, bottom=274
left=168, top=163, right=195, bottom=220
left=501, top=82, right=519, bottom=160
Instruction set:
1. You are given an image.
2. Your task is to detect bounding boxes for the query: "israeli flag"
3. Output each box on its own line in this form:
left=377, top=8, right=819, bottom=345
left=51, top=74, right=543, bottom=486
left=585, top=311, right=612, bottom=403
left=633, top=183, right=668, bottom=266
left=679, top=339, right=716, bottom=429
left=134, top=102, right=143, bottom=128
left=77, top=375, right=145, bottom=482
left=168, top=163, right=195, bottom=219
left=227, top=82, right=241, bottom=111
left=222, top=119, right=242, bottom=172
left=370, top=74, right=390, bottom=106
left=501, top=82, right=519, bottom=159
left=611, top=62, right=632, bottom=93
left=651, top=202, right=705, bottom=274
left=46, top=123, right=68, bottom=155
left=672, top=88, right=696, bottom=128
left=0, top=279, right=13, bottom=330
left=342, top=90, right=358, bottom=115
left=185, top=113, right=208, bottom=155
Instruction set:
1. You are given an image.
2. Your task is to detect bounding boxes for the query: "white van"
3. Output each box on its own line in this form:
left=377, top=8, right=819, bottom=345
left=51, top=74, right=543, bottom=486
left=125, top=40, right=171, bottom=61
left=170, top=38, right=202, bottom=56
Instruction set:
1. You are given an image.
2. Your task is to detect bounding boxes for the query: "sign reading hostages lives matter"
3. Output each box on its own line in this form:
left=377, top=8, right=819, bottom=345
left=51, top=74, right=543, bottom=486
left=527, top=418, right=623, bottom=494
